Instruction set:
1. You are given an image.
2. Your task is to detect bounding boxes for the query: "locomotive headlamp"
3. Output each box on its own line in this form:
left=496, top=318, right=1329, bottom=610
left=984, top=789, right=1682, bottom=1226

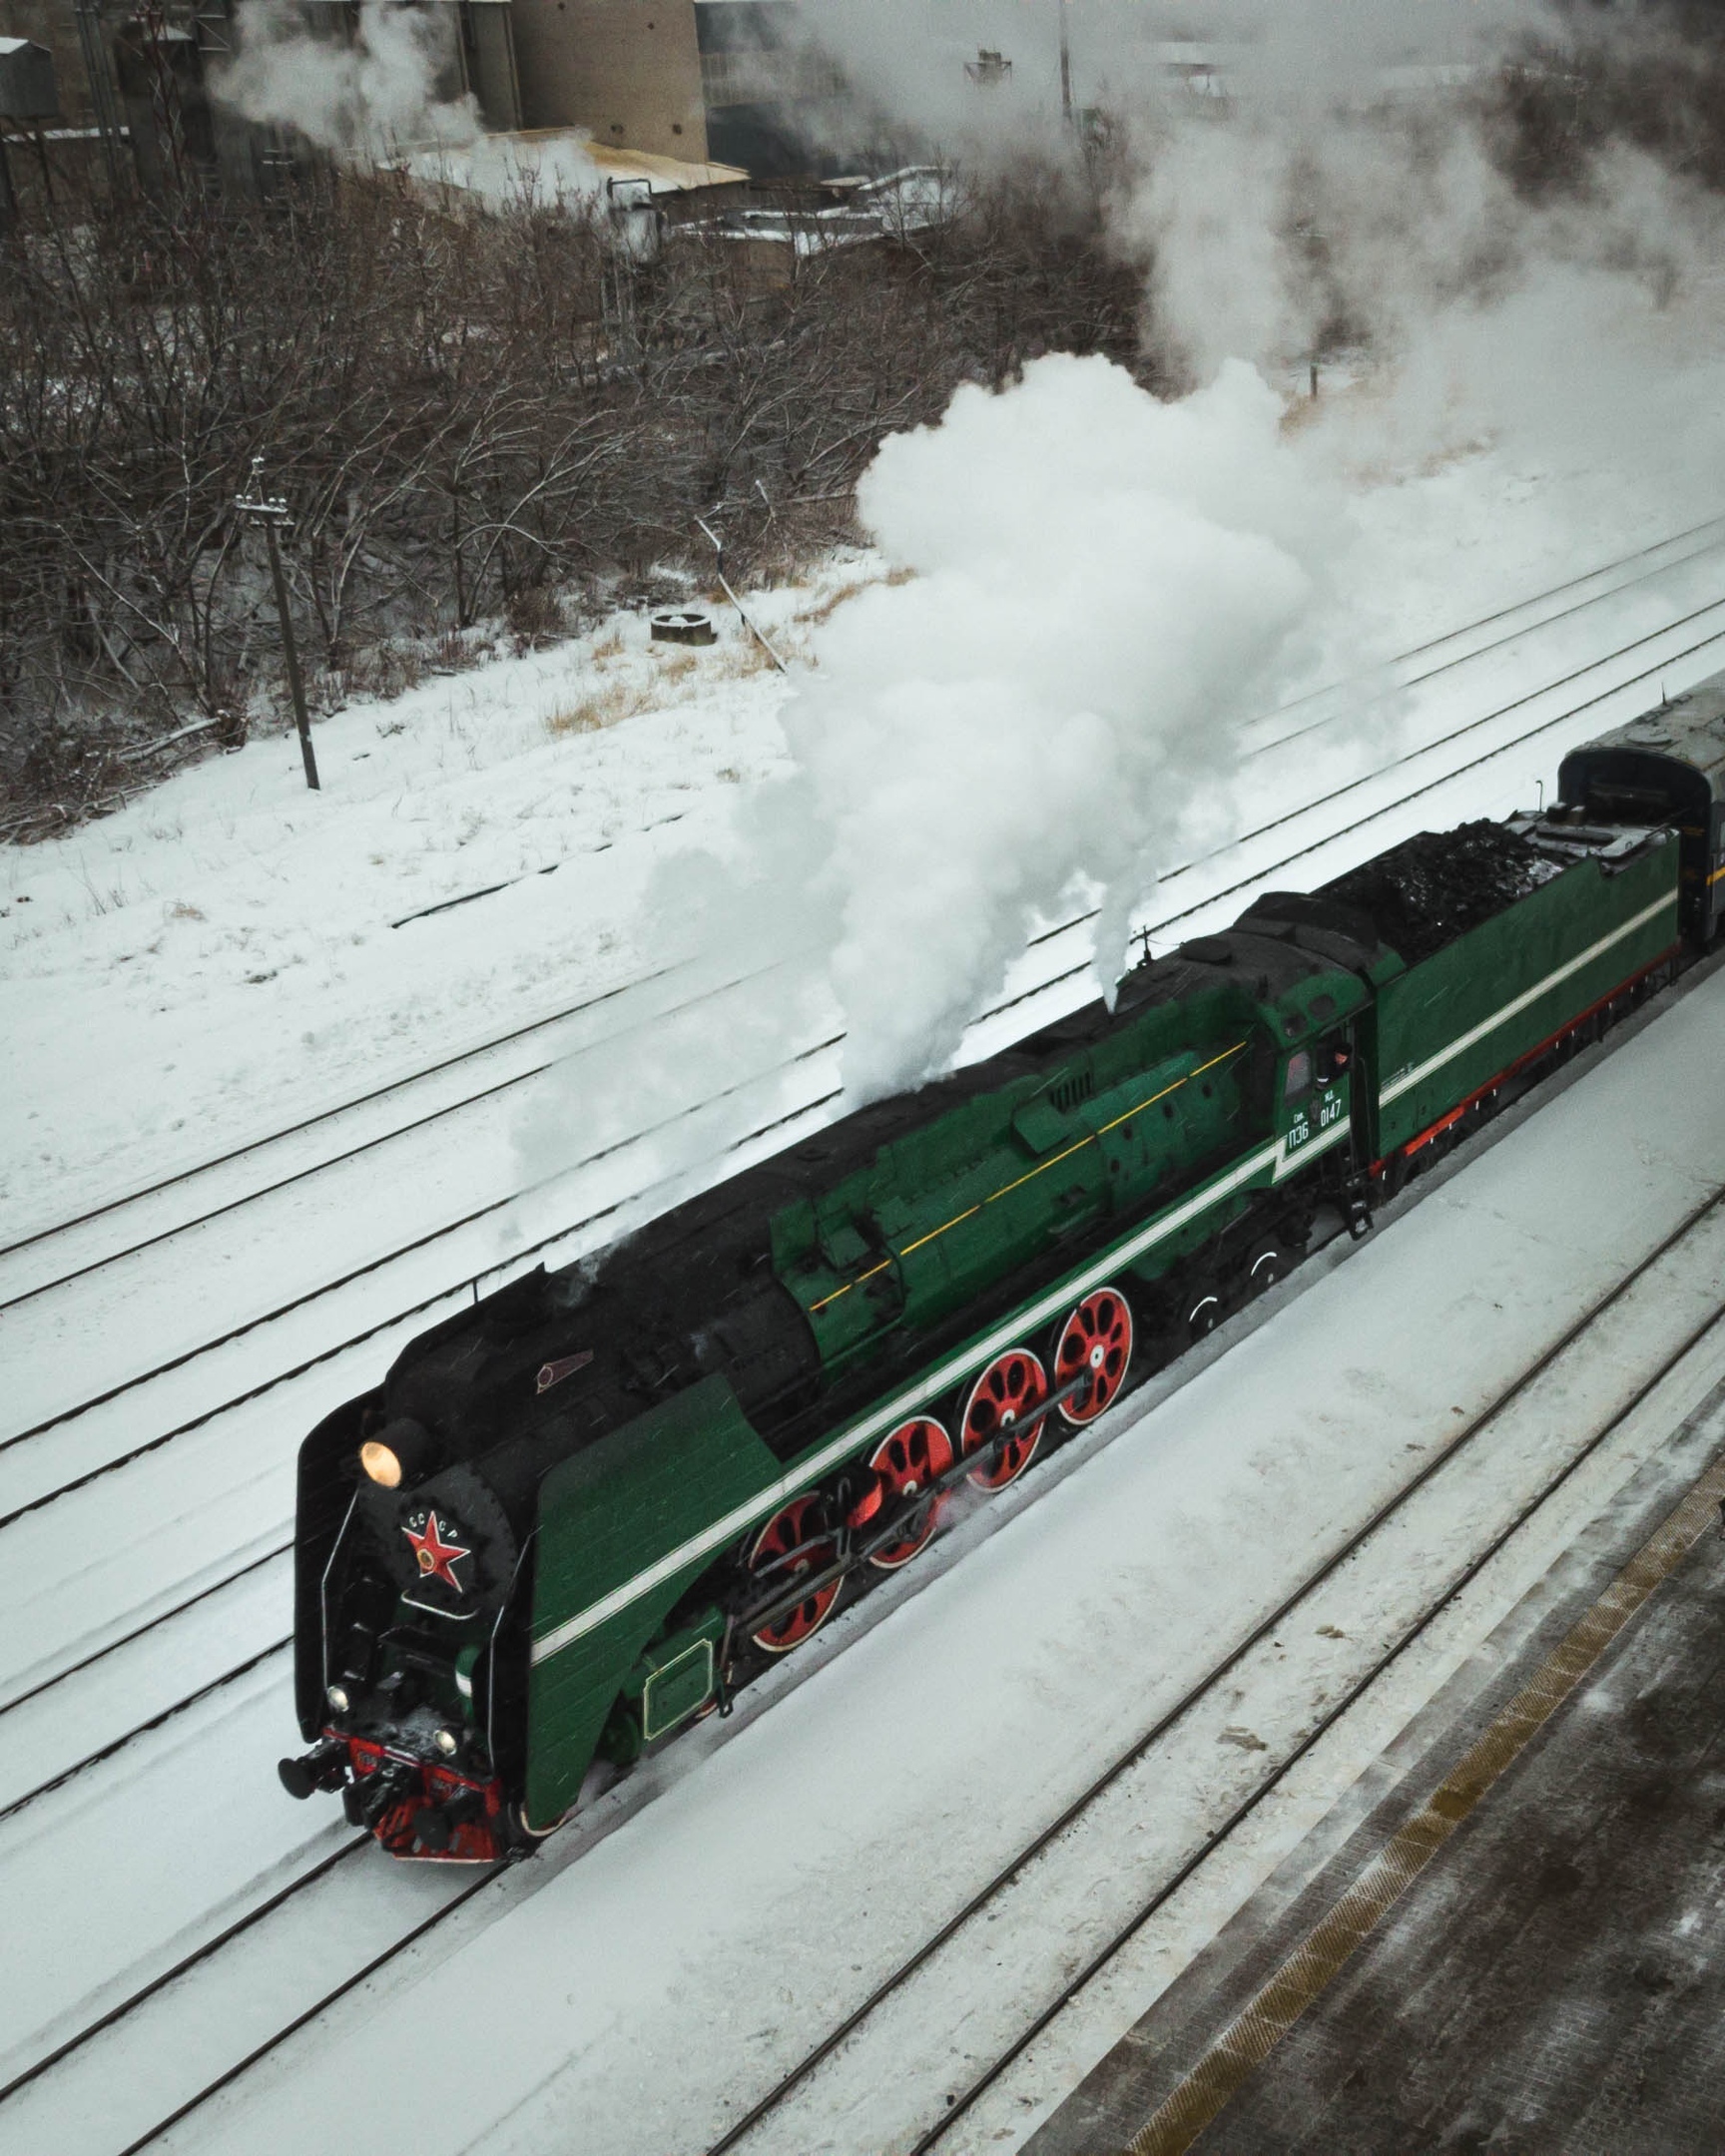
left=326, top=1683, right=351, bottom=1713
left=358, top=1416, right=438, bottom=1490
left=433, top=1728, right=459, bottom=1757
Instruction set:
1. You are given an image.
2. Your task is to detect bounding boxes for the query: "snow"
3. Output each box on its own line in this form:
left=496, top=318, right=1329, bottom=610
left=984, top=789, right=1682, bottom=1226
left=6, top=400, right=1725, bottom=1240
left=89, top=937, right=1720, bottom=2156
left=9, top=346, right=1725, bottom=2156
left=0, top=572, right=823, bottom=1237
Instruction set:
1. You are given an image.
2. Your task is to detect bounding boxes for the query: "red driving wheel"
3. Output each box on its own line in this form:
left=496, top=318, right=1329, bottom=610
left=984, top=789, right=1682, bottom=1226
left=866, top=1417, right=954, bottom=1569
left=958, top=1349, right=1048, bottom=1490
left=747, top=1495, right=840, bottom=1653
left=1053, top=1286, right=1133, bottom=1425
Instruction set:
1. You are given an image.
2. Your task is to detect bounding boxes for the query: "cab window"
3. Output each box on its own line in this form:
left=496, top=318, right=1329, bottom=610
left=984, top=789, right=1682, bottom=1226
left=1314, top=1034, right=1352, bottom=1087
left=1283, top=1050, right=1312, bottom=1103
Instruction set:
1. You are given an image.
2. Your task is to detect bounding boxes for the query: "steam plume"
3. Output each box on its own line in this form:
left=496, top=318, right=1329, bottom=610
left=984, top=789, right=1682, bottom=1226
left=684, top=352, right=1347, bottom=1102
left=218, top=0, right=477, bottom=159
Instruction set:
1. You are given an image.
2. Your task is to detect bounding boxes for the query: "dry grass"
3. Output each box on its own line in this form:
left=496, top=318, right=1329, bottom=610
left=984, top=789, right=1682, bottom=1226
left=544, top=603, right=793, bottom=740
left=717, top=639, right=779, bottom=680
left=545, top=681, right=656, bottom=737
left=795, top=563, right=915, bottom=629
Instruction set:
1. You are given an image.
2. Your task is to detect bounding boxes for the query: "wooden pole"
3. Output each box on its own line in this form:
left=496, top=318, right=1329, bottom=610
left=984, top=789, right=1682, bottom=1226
left=238, top=456, right=319, bottom=792
left=263, top=516, right=319, bottom=792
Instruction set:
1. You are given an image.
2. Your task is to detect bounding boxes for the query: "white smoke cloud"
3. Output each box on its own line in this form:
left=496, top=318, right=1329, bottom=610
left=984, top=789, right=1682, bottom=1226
left=1121, top=103, right=1717, bottom=392
left=218, top=0, right=478, bottom=159
left=694, top=351, right=1349, bottom=1101
left=763, top=0, right=1547, bottom=169
left=512, top=0, right=1725, bottom=1183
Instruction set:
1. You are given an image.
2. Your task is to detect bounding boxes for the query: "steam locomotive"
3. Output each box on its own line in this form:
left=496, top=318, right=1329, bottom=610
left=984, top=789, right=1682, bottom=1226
left=279, top=672, right=1725, bottom=1862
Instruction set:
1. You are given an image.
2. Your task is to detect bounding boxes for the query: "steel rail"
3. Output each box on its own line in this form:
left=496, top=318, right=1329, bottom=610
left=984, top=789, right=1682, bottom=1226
left=904, top=1297, right=1725, bottom=2154
left=13, top=999, right=1717, bottom=2151
left=1235, top=514, right=1725, bottom=758
left=0, top=1070, right=843, bottom=1538
left=701, top=1178, right=1725, bottom=2156
left=0, top=953, right=794, bottom=1315
left=1017, top=586, right=1725, bottom=971
left=0, top=1636, right=291, bottom=1828
left=108, top=1870, right=502, bottom=2156
left=0, top=956, right=681, bottom=1269
left=9, top=513, right=1721, bottom=1309
left=0, top=1038, right=843, bottom=1478
left=9, top=608, right=1725, bottom=1535
left=0, top=1543, right=287, bottom=1722
left=991, top=610, right=1725, bottom=1032
left=0, top=1835, right=376, bottom=2112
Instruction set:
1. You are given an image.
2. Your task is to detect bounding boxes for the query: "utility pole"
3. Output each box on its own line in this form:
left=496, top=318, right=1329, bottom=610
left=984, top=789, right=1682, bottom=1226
left=237, top=456, right=320, bottom=792
left=71, top=0, right=127, bottom=193
left=1058, top=0, right=1072, bottom=126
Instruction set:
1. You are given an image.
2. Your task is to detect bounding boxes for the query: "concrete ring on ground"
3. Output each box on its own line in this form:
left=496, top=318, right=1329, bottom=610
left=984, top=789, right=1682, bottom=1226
left=650, top=609, right=718, bottom=646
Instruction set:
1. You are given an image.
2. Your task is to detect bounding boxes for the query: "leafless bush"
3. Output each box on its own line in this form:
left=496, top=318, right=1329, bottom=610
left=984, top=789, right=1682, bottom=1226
left=0, top=153, right=1139, bottom=817
left=1478, top=9, right=1725, bottom=202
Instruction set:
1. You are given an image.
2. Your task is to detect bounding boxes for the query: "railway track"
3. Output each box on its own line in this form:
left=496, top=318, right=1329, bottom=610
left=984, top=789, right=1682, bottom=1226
left=700, top=1189, right=1725, bottom=2156
left=5, top=989, right=1718, bottom=2156
left=9, top=584, right=1725, bottom=1547
left=1, top=528, right=1722, bottom=2095
left=6, top=511, right=1724, bottom=1324
left=4, top=585, right=1725, bottom=1796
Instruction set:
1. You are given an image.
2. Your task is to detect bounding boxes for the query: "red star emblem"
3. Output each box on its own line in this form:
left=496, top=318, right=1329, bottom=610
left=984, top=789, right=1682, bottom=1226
left=403, top=1508, right=470, bottom=1591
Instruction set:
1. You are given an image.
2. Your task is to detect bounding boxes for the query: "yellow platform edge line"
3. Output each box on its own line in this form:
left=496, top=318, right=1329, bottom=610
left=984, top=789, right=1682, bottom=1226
left=1120, top=1446, right=1725, bottom=2156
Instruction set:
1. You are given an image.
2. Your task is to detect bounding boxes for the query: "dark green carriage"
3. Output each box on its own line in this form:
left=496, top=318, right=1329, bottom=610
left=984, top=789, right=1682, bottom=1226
left=1559, top=670, right=1725, bottom=945
left=1332, top=821, right=1680, bottom=1170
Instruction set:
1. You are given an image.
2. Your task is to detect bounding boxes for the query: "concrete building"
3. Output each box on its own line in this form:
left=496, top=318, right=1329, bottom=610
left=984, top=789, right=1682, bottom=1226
left=510, top=0, right=707, bottom=157
left=503, top=0, right=860, bottom=178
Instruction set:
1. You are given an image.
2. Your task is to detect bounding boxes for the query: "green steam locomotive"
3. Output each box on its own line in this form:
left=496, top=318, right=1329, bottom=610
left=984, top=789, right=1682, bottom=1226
left=281, top=728, right=1703, bottom=1862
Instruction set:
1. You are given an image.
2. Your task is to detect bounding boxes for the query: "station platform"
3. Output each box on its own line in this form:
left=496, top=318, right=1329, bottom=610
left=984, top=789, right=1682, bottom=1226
left=1025, top=1398, right=1725, bottom=2156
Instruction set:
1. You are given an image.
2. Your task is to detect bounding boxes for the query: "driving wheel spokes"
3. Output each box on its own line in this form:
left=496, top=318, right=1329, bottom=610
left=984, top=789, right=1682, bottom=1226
left=1053, top=1287, right=1133, bottom=1425
left=958, top=1348, right=1048, bottom=1490
left=747, top=1495, right=840, bottom=1653
left=866, top=1417, right=954, bottom=1568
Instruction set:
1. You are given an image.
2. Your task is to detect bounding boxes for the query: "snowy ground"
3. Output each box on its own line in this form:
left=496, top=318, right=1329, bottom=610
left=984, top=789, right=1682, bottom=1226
left=6, top=366, right=1725, bottom=1241
left=18, top=900, right=1707, bottom=2156
left=8, top=342, right=1725, bottom=2156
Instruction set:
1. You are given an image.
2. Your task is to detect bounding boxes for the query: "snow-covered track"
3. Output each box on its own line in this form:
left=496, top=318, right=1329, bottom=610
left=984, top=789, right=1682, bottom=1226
left=0, top=1572, right=290, bottom=1829
left=10, top=580, right=1725, bottom=1527
left=3, top=586, right=1724, bottom=1769
left=0, top=1544, right=286, bottom=1724
left=1008, top=584, right=1725, bottom=1009
left=6, top=514, right=1721, bottom=1320
left=7, top=1060, right=1719, bottom=2156
left=702, top=1184, right=1725, bottom=2156
left=1236, top=508, right=1725, bottom=759
left=0, top=952, right=727, bottom=1310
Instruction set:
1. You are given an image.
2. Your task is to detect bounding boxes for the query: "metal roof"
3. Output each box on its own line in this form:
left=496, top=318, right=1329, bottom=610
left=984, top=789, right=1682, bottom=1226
left=1581, top=667, right=1725, bottom=791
